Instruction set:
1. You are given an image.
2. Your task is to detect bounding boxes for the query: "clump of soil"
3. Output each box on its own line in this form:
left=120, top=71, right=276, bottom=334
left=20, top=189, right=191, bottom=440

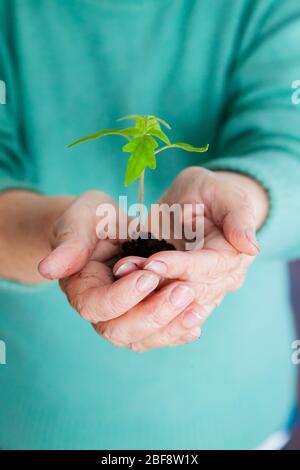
left=121, top=232, right=176, bottom=258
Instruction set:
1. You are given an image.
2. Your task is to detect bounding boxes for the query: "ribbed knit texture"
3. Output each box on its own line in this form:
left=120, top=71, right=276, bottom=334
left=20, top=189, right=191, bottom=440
left=1, top=0, right=300, bottom=449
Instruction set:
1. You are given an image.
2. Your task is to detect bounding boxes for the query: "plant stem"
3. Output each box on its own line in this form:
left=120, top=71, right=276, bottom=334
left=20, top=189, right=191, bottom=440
left=154, top=145, right=169, bottom=155
left=138, top=170, right=145, bottom=232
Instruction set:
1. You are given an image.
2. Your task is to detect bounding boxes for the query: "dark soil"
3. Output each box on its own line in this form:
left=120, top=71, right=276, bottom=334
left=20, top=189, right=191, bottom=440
left=121, top=232, right=176, bottom=258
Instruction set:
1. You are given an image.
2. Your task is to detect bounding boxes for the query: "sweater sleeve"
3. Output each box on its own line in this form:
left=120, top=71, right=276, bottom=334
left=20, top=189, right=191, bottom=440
left=203, top=0, right=300, bottom=260
left=0, top=12, right=43, bottom=290
left=0, top=12, right=40, bottom=195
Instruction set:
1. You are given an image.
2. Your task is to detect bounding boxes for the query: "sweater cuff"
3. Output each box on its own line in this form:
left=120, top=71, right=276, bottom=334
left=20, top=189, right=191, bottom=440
left=203, top=152, right=300, bottom=259
left=0, top=176, right=41, bottom=195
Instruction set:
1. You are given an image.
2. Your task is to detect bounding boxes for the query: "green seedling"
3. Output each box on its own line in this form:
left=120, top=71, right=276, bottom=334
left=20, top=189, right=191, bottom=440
left=68, top=114, right=209, bottom=229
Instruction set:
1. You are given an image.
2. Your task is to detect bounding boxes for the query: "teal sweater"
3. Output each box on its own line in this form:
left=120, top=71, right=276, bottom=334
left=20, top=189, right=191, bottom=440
left=1, top=0, right=300, bottom=450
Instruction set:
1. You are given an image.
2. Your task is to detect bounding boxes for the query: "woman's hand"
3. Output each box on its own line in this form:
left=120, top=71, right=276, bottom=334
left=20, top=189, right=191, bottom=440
left=110, top=167, right=269, bottom=352
left=38, top=190, right=206, bottom=350
left=38, top=190, right=163, bottom=324
left=38, top=168, right=269, bottom=353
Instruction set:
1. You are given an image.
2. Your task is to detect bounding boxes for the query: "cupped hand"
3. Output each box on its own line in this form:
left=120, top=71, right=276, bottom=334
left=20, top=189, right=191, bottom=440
left=38, top=191, right=162, bottom=327
left=38, top=190, right=202, bottom=350
left=111, top=167, right=268, bottom=351
left=38, top=168, right=268, bottom=353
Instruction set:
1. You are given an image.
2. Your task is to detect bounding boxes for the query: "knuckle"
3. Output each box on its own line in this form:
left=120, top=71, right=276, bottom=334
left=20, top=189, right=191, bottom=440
left=181, top=332, right=200, bottom=343
left=98, top=324, right=127, bottom=347
left=164, top=323, right=181, bottom=341
left=235, top=276, right=245, bottom=290
left=197, top=303, right=212, bottom=319
left=73, top=294, right=95, bottom=322
left=103, top=291, right=128, bottom=318
left=144, top=311, right=167, bottom=329
left=97, top=307, right=112, bottom=322
left=52, top=216, right=66, bottom=238
left=144, top=300, right=170, bottom=329
left=218, top=294, right=225, bottom=306
left=214, top=295, right=224, bottom=308
left=66, top=283, right=106, bottom=323
left=233, top=185, right=252, bottom=208
left=52, top=216, right=76, bottom=243
left=208, top=254, right=227, bottom=281
left=196, top=282, right=208, bottom=300
left=129, top=343, right=147, bottom=353
left=184, top=254, right=197, bottom=280
left=216, top=253, right=228, bottom=273
left=107, top=336, right=125, bottom=347
left=69, top=287, right=99, bottom=322
left=228, top=272, right=245, bottom=291
left=156, top=331, right=174, bottom=347
left=203, top=294, right=224, bottom=311
left=55, top=228, right=75, bottom=245
left=228, top=226, right=242, bottom=242
left=240, top=254, right=254, bottom=270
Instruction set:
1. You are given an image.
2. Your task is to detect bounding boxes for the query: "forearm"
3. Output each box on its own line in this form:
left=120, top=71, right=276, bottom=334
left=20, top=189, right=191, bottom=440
left=0, top=190, right=73, bottom=283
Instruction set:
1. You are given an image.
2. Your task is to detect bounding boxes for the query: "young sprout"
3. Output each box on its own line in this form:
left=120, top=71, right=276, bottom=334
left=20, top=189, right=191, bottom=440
left=68, top=115, right=209, bottom=230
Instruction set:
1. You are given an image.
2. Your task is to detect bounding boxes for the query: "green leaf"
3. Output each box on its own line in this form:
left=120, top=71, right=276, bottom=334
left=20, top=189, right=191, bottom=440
left=149, top=116, right=171, bottom=129
left=135, top=116, right=147, bottom=132
left=117, top=114, right=171, bottom=130
left=156, top=142, right=209, bottom=154
left=117, top=115, right=148, bottom=133
left=147, top=128, right=171, bottom=145
left=68, top=115, right=209, bottom=193
left=117, top=114, right=141, bottom=122
left=123, top=135, right=158, bottom=186
left=67, top=127, right=140, bottom=148
left=145, top=116, right=160, bottom=132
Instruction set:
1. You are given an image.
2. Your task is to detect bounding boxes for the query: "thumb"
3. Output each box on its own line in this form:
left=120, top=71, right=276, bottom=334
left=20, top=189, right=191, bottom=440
left=38, top=194, right=99, bottom=280
left=213, top=187, right=260, bottom=256
left=222, top=207, right=260, bottom=256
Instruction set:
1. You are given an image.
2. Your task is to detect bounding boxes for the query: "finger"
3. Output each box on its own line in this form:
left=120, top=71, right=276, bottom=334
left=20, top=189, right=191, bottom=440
left=114, top=256, right=170, bottom=291
left=128, top=303, right=204, bottom=352
left=131, top=326, right=201, bottom=352
left=212, top=186, right=260, bottom=256
left=138, top=287, right=225, bottom=351
left=113, top=256, right=145, bottom=277
left=171, top=327, right=201, bottom=347
left=142, top=249, right=237, bottom=283
left=172, top=326, right=202, bottom=345
left=96, top=282, right=195, bottom=345
left=61, top=265, right=160, bottom=323
left=223, top=210, right=259, bottom=256
left=39, top=191, right=119, bottom=280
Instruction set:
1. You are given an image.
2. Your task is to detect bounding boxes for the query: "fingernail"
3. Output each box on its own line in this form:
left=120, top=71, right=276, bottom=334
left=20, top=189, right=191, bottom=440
left=182, top=309, right=203, bottom=328
left=184, top=327, right=202, bottom=342
left=245, top=228, right=260, bottom=253
left=191, top=327, right=202, bottom=339
left=38, top=259, right=53, bottom=279
left=144, top=260, right=167, bottom=275
left=136, top=273, right=159, bottom=292
left=170, top=285, right=194, bottom=308
left=114, top=262, right=138, bottom=276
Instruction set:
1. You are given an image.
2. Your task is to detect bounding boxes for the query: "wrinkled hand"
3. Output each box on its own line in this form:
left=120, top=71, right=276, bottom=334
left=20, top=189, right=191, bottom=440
left=37, top=189, right=209, bottom=351
left=38, top=191, right=160, bottom=325
left=38, top=191, right=198, bottom=350
left=110, top=167, right=268, bottom=352
left=38, top=167, right=268, bottom=353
